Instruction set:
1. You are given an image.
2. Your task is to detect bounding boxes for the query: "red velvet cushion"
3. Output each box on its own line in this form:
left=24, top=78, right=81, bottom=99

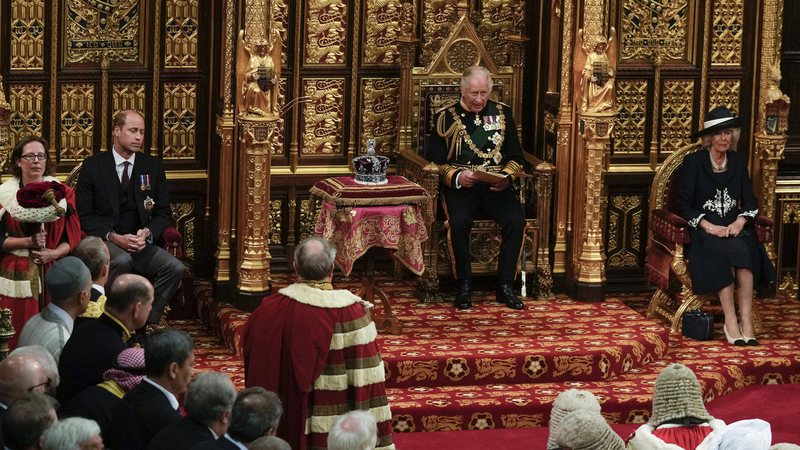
left=309, top=175, right=429, bottom=206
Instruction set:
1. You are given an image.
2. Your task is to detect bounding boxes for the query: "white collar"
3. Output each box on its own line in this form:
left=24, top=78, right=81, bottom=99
left=93, top=284, right=105, bottom=295
left=47, top=303, right=75, bottom=334
left=143, top=377, right=179, bottom=410
left=112, top=147, right=137, bottom=166
left=222, top=434, right=248, bottom=449
left=208, top=426, right=219, bottom=440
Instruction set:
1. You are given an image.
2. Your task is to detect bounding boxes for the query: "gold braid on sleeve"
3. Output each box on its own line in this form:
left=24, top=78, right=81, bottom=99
left=436, top=108, right=462, bottom=160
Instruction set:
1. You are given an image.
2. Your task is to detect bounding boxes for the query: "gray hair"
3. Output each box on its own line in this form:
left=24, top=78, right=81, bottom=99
left=248, top=436, right=292, bottom=450
left=72, top=236, right=109, bottom=281
left=229, top=387, right=283, bottom=444
left=460, top=65, right=494, bottom=92
left=327, top=410, right=378, bottom=450
left=701, top=127, right=740, bottom=150
left=293, top=237, right=336, bottom=281
left=145, top=328, right=195, bottom=377
left=2, top=393, right=58, bottom=450
left=42, top=417, right=101, bottom=450
left=185, top=371, right=236, bottom=425
left=9, top=345, right=60, bottom=392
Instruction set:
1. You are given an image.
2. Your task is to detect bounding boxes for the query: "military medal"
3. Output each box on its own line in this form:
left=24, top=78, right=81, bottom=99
left=144, top=196, right=155, bottom=211
left=473, top=114, right=482, bottom=126
left=138, top=174, right=152, bottom=191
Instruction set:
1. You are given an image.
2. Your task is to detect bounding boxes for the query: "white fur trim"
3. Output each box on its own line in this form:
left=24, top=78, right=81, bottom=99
left=313, top=364, right=387, bottom=391
left=0, top=177, right=68, bottom=224
left=279, top=283, right=364, bottom=308
left=330, top=321, right=378, bottom=351
left=0, top=275, right=34, bottom=298
left=307, top=404, right=394, bottom=433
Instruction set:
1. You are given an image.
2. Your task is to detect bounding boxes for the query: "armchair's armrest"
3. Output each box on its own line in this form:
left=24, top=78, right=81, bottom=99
left=523, top=152, right=556, bottom=176
left=650, top=209, right=691, bottom=244
left=158, top=226, right=184, bottom=259
left=755, top=215, right=773, bottom=243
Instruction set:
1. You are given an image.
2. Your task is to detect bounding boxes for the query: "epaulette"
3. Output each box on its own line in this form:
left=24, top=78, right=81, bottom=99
left=434, top=98, right=460, bottom=114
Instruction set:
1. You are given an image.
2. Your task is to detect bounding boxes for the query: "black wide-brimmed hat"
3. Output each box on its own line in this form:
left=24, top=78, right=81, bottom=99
left=691, top=106, right=744, bottom=139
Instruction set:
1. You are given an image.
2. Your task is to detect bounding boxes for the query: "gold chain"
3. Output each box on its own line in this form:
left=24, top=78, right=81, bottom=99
left=448, top=104, right=506, bottom=162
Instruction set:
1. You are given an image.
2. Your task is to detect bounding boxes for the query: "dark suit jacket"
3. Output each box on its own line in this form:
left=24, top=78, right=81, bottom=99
left=148, top=417, right=215, bottom=450
left=62, top=384, right=123, bottom=443
left=76, top=149, right=172, bottom=241
left=190, top=436, right=244, bottom=450
left=57, top=313, right=129, bottom=406
left=115, top=380, right=183, bottom=450
left=91, top=286, right=104, bottom=302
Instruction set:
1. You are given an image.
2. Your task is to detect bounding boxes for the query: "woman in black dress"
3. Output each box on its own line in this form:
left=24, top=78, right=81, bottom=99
left=676, top=106, right=775, bottom=346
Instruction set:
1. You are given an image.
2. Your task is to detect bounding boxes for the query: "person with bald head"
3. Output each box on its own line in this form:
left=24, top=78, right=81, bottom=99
left=57, top=273, right=154, bottom=405
left=75, top=109, right=183, bottom=328
left=0, top=353, right=50, bottom=447
left=243, top=237, right=395, bottom=450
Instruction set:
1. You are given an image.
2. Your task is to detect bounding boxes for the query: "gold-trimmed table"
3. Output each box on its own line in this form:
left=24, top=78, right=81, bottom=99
left=310, top=175, right=430, bottom=334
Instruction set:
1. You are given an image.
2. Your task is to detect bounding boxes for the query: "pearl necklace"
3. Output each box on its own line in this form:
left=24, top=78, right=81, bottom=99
left=710, top=153, right=727, bottom=172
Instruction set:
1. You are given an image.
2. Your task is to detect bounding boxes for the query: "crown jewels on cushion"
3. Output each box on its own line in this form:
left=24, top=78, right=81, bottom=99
left=352, top=139, right=389, bottom=185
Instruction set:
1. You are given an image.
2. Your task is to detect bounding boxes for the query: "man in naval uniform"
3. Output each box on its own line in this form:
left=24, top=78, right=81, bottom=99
left=426, top=65, right=526, bottom=310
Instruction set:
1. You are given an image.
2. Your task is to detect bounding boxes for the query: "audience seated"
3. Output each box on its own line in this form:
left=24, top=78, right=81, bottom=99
left=72, top=236, right=111, bottom=319
left=42, top=417, right=103, bottom=450
left=327, top=411, right=379, bottom=450
left=114, top=328, right=195, bottom=450
left=552, top=409, right=625, bottom=450
left=0, top=353, right=49, bottom=413
left=9, top=345, right=60, bottom=397
left=62, top=347, right=146, bottom=442
left=248, top=436, right=292, bottom=450
left=148, top=371, right=237, bottom=450
left=17, top=256, right=92, bottom=362
left=1, top=393, right=58, bottom=450
left=547, top=389, right=602, bottom=449
left=57, top=273, right=154, bottom=405
left=192, top=387, right=283, bottom=449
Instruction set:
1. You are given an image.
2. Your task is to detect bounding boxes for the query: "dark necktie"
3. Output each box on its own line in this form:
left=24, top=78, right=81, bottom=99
left=121, top=161, right=131, bottom=190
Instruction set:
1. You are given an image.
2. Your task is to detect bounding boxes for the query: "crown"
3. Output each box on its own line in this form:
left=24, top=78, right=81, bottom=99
left=352, top=139, right=389, bottom=185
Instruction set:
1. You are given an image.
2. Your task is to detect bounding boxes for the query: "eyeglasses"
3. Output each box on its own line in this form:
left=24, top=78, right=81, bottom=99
left=20, top=153, right=48, bottom=161
left=27, top=377, right=51, bottom=392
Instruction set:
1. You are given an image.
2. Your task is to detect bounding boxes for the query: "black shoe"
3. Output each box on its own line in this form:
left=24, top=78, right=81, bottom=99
left=455, top=279, right=472, bottom=310
left=497, top=284, right=523, bottom=310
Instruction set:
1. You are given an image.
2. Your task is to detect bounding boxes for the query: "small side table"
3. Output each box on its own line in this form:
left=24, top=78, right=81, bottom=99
left=310, top=176, right=430, bottom=334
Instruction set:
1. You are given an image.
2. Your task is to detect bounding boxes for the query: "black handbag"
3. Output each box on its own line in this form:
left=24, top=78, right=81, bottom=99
left=682, top=310, right=714, bottom=340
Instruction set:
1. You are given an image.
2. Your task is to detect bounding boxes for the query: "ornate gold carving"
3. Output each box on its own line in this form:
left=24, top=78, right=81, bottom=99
left=10, top=0, right=46, bottom=70
left=478, top=0, right=525, bottom=66
left=171, top=202, right=196, bottom=260
left=274, top=0, right=289, bottom=66
left=659, top=80, right=694, bottom=154
left=112, top=83, right=146, bottom=118
left=421, top=0, right=458, bottom=67
left=708, top=80, right=740, bottom=114
left=214, top=115, right=235, bottom=282
left=8, top=84, right=44, bottom=145
left=236, top=30, right=281, bottom=118
left=60, top=83, right=96, bottom=162
left=621, top=0, right=689, bottom=61
left=364, top=0, right=402, bottom=65
left=446, top=39, right=479, bottom=73
left=222, top=0, right=236, bottom=112
left=614, top=80, right=647, bottom=155
left=269, top=199, right=282, bottom=245
left=361, top=78, right=399, bottom=155
left=710, top=0, right=743, bottom=66
left=778, top=273, right=798, bottom=299
left=607, top=195, right=641, bottom=268
left=301, top=78, right=345, bottom=154
left=162, top=82, right=197, bottom=159
left=164, top=0, right=199, bottom=68
left=782, top=200, right=800, bottom=224
left=574, top=28, right=617, bottom=114
left=305, top=0, right=347, bottom=64
left=299, top=199, right=318, bottom=242
left=65, top=0, right=140, bottom=63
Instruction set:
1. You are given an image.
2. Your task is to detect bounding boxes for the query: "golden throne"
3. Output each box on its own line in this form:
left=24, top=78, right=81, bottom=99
left=396, top=14, right=554, bottom=302
left=645, top=143, right=772, bottom=333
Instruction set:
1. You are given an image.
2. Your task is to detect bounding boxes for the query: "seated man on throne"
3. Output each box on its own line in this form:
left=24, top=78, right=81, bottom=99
left=426, top=65, right=526, bottom=311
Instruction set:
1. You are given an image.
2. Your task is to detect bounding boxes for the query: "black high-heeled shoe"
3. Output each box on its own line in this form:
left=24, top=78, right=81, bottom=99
left=724, top=324, right=746, bottom=346
left=739, top=326, right=759, bottom=346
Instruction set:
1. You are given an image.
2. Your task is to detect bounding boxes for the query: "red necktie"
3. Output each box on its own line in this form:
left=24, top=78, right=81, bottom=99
left=121, top=161, right=131, bottom=190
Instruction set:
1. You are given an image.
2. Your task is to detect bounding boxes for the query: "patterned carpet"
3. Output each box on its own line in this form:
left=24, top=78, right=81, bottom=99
left=174, top=274, right=800, bottom=434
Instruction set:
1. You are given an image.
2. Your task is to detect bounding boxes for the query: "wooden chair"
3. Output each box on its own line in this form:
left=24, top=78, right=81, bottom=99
left=396, top=14, right=554, bottom=302
left=645, top=143, right=772, bottom=333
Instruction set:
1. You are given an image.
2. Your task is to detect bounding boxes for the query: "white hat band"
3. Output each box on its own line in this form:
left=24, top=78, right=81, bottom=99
left=703, top=117, right=734, bottom=129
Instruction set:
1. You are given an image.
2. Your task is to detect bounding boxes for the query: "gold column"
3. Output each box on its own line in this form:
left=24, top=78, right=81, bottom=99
left=0, top=75, right=10, bottom=163
left=756, top=133, right=785, bottom=262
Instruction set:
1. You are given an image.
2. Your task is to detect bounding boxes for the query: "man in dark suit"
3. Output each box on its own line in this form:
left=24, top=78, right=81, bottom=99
left=72, top=236, right=111, bottom=319
left=191, top=388, right=283, bottom=450
left=57, top=274, right=154, bottom=406
left=148, top=371, right=237, bottom=450
left=115, top=328, right=195, bottom=450
left=76, top=110, right=183, bottom=325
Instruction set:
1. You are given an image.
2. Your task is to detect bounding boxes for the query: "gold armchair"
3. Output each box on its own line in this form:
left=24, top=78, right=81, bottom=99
left=396, top=14, right=554, bottom=302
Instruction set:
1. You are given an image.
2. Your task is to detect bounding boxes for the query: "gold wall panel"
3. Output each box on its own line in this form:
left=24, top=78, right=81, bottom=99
left=65, top=0, right=141, bottom=64
left=299, top=199, right=317, bottom=242
left=708, top=79, right=740, bottom=113
left=659, top=80, right=694, bottom=154
left=274, top=0, right=289, bottom=66
left=301, top=78, right=345, bottom=154
left=270, top=199, right=282, bottom=245
left=304, top=0, right=347, bottom=65
left=621, top=0, right=689, bottom=61
left=614, top=80, right=648, bottom=155
left=164, top=0, right=199, bottom=69
left=8, top=84, right=44, bottom=145
left=171, top=202, right=195, bottom=261
left=59, top=83, right=95, bottom=161
left=607, top=195, right=642, bottom=268
left=10, top=0, right=46, bottom=70
left=363, top=0, right=402, bottom=65
left=112, top=83, right=146, bottom=118
left=360, top=78, right=399, bottom=155
left=162, top=82, right=197, bottom=159
left=479, top=0, right=525, bottom=66
left=711, top=0, right=743, bottom=66
left=421, top=0, right=458, bottom=67
left=274, top=78, right=287, bottom=157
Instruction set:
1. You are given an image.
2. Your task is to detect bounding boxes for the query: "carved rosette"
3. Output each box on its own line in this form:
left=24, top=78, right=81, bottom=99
left=237, top=117, right=279, bottom=292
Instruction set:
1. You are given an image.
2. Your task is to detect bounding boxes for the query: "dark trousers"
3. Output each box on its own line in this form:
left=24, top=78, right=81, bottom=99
left=443, top=185, right=525, bottom=283
left=107, top=242, right=184, bottom=323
